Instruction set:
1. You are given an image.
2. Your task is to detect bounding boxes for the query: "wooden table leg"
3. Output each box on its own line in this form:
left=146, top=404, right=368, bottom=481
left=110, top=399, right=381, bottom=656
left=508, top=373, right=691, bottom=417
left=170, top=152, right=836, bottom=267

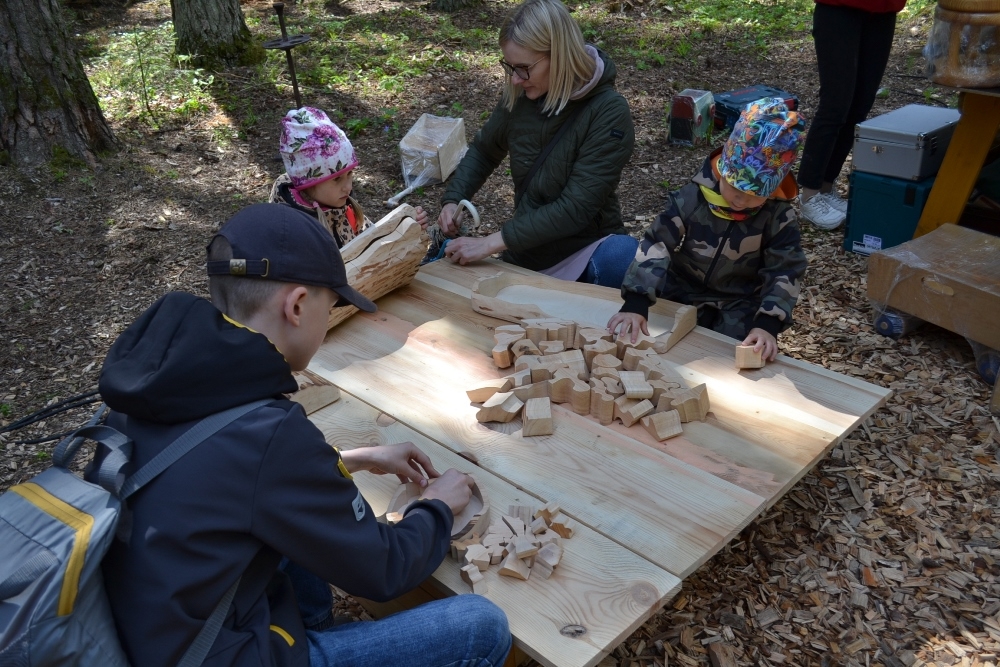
left=915, top=92, right=1000, bottom=238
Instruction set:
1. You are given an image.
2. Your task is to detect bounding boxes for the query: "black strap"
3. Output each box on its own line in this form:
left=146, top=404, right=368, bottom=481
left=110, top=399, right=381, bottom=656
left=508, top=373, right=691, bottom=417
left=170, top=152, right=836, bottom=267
left=514, top=100, right=591, bottom=210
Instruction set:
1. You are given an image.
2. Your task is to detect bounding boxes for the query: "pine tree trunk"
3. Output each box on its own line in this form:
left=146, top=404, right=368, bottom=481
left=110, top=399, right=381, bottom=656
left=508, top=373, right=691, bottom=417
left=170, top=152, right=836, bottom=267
left=0, top=0, right=116, bottom=169
left=171, top=0, right=265, bottom=69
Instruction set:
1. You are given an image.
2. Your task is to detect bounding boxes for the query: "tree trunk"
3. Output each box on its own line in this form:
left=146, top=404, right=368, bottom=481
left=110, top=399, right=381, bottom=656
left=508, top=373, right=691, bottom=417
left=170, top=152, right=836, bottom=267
left=171, top=0, right=265, bottom=69
left=0, top=0, right=116, bottom=169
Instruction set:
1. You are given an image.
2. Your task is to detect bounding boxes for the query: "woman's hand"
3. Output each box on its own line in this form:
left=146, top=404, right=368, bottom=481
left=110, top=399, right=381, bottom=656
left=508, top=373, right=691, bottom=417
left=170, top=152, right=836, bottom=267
left=444, top=232, right=506, bottom=265
left=607, top=312, right=649, bottom=343
left=413, top=206, right=429, bottom=231
left=742, top=328, right=778, bottom=362
left=438, top=202, right=459, bottom=237
left=419, top=469, right=474, bottom=517
left=339, top=442, right=442, bottom=487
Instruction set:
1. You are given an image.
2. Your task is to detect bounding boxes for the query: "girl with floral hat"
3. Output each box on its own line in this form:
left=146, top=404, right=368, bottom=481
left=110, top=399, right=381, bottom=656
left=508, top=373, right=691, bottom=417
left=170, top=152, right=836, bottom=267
left=270, top=107, right=428, bottom=248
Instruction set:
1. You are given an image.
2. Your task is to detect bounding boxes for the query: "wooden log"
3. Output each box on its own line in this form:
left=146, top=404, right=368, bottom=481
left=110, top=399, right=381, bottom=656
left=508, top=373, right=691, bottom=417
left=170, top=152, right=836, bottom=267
left=641, top=410, right=684, bottom=441
left=476, top=392, right=524, bottom=423
left=466, top=377, right=513, bottom=403
left=287, top=369, right=341, bottom=415
left=328, top=209, right=426, bottom=330
left=619, top=370, right=654, bottom=400
left=735, top=344, right=764, bottom=370
left=522, top=397, right=554, bottom=436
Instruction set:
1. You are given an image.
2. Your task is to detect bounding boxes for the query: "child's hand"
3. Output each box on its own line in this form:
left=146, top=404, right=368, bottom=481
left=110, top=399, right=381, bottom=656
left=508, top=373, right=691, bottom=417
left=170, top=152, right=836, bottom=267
left=438, top=203, right=459, bottom=237
left=742, top=328, right=778, bottom=362
left=420, top=469, right=474, bottom=517
left=413, top=206, right=429, bottom=231
left=342, top=442, right=441, bottom=487
left=607, top=312, right=649, bottom=343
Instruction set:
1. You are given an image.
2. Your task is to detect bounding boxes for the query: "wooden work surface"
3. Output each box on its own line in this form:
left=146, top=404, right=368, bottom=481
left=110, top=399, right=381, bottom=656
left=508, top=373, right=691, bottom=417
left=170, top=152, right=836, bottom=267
left=307, top=259, right=891, bottom=667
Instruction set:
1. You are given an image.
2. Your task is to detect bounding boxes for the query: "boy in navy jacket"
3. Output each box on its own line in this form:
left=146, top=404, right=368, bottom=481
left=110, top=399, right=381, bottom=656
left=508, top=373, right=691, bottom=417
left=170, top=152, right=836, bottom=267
left=95, top=204, right=510, bottom=667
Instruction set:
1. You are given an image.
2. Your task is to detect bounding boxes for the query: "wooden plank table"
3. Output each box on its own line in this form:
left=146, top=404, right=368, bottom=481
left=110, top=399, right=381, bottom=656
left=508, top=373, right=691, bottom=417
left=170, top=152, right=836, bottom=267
left=307, top=259, right=891, bottom=667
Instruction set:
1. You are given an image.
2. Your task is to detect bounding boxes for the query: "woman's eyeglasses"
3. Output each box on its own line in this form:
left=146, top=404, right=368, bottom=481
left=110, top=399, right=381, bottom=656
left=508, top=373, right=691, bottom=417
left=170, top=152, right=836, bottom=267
left=499, top=56, right=546, bottom=80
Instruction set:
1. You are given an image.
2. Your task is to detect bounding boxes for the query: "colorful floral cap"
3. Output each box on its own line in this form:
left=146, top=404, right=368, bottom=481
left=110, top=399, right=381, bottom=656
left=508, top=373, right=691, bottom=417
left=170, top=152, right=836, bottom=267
left=719, top=97, right=805, bottom=199
left=279, top=107, right=359, bottom=191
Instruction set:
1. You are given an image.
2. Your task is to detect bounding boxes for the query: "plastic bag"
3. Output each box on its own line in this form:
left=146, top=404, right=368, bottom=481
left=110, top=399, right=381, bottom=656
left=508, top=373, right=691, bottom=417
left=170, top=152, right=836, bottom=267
left=924, top=7, right=1000, bottom=88
left=399, top=114, right=469, bottom=189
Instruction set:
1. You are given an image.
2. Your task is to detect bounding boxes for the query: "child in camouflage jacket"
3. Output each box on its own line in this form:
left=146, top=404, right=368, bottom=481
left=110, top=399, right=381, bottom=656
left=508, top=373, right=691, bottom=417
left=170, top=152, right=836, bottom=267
left=608, top=98, right=808, bottom=361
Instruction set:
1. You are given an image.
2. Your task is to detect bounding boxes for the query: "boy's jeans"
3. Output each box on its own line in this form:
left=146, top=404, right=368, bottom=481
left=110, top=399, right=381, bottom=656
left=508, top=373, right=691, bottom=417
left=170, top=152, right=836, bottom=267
left=282, top=560, right=512, bottom=667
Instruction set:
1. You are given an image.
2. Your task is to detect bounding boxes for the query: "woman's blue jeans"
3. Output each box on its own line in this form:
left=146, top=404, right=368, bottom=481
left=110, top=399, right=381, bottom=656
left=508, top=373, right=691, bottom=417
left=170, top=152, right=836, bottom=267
left=282, top=560, right=512, bottom=667
left=579, top=234, right=639, bottom=288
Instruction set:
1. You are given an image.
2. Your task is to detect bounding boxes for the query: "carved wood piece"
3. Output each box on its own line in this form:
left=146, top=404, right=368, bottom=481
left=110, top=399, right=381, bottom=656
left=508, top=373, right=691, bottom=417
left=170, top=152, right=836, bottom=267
left=476, top=392, right=524, bottom=423
left=641, top=410, right=684, bottom=441
left=466, top=377, right=513, bottom=403
left=471, top=273, right=550, bottom=324
left=619, top=370, right=654, bottom=400
left=287, top=369, right=341, bottom=415
left=614, top=396, right=654, bottom=427
left=735, top=344, right=765, bottom=370
left=522, top=397, right=554, bottom=436
left=668, top=383, right=710, bottom=422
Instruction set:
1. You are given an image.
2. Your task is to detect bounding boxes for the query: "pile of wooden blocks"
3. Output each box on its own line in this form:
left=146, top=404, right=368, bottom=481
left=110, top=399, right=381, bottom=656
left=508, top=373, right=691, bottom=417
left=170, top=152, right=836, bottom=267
left=453, top=501, right=573, bottom=593
left=466, top=318, right=710, bottom=441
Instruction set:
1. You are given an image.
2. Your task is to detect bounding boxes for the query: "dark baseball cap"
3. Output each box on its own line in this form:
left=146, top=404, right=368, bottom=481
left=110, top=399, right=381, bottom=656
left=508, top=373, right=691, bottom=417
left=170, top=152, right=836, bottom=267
left=206, top=203, right=377, bottom=312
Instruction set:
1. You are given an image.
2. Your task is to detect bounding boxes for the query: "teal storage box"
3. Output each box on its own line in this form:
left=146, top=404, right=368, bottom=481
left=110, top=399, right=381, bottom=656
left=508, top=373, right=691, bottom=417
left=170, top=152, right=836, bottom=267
left=843, top=171, right=935, bottom=255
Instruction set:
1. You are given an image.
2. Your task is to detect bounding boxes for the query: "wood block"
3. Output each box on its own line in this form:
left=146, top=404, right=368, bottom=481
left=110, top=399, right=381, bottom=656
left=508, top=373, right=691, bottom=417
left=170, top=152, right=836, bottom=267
left=511, top=381, right=550, bottom=402
left=538, top=340, right=565, bottom=355
left=641, top=410, right=684, bottom=441
left=707, top=642, right=739, bottom=667
left=466, top=377, right=513, bottom=403
left=491, top=332, right=525, bottom=368
left=498, top=551, right=530, bottom=580
left=522, top=397, right=554, bottom=436
left=659, top=304, right=697, bottom=352
left=590, top=366, right=621, bottom=382
left=735, top=344, right=764, bottom=370
left=590, top=386, right=615, bottom=425
left=669, top=383, right=710, bottom=422
left=450, top=534, right=481, bottom=560
left=488, top=545, right=505, bottom=566
left=602, top=377, right=624, bottom=397
left=502, top=515, right=526, bottom=537
left=460, top=563, right=484, bottom=587
left=536, top=542, right=563, bottom=569
left=614, top=396, right=654, bottom=427
left=649, top=379, right=681, bottom=403
left=547, top=373, right=591, bottom=415
left=471, top=579, right=488, bottom=595
left=512, top=535, right=539, bottom=560
left=511, top=339, right=541, bottom=359
left=476, top=392, right=523, bottom=423
left=513, top=354, right=542, bottom=373
left=486, top=520, right=513, bottom=539
left=540, top=349, right=588, bottom=378
left=591, top=353, right=623, bottom=370
left=619, top=370, right=653, bottom=399
left=534, top=501, right=560, bottom=522
left=575, top=326, right=612, bottom=349
left=636, top=357, right=686, bottom=386
left=287, top=370, right=341, bottom=415
left=503, top=369, right=532, bottom=388
left=464, top=544, right=491, bottom=571
left=549, top=513, right=576, bottom=539
left=507, top=504, right=532, bottom=527
left=495, top=324, right=527, bottom=336
left=537, top=530, right=562, bottom=548
left=621, top=346, right=658, bottom=372
left=522, top=320, right=548, bottom=346
left=529, top=517, right=548, bottom=534
left=582, top=339, right=617, bottom=368
left=532, top=557, right=554, bottom=579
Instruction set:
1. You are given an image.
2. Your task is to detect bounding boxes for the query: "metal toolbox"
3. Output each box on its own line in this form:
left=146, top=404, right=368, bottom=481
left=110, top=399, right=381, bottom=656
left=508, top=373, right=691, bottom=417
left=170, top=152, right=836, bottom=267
left=852, top=104, right=960, bottom=180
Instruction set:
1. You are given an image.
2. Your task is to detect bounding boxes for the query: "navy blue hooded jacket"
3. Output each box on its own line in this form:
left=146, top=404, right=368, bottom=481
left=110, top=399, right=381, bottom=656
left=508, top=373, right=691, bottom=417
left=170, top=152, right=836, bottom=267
left=95, top=291, right=453, bottom=667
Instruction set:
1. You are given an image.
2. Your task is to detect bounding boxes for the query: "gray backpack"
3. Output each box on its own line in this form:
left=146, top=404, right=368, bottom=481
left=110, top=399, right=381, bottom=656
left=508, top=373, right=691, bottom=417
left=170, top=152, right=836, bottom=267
left=0, top=400, right=271, bottom=667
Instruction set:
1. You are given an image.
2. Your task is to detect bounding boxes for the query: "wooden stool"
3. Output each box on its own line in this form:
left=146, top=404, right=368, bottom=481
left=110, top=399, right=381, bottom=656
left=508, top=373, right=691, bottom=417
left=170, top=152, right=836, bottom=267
left=927, top=6, right=1000, bottom=87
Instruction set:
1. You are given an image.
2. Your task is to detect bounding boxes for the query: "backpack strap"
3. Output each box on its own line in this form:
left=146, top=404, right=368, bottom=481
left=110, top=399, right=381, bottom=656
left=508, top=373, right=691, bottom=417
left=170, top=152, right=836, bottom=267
left=120, top=399, right=273, bottom=500
left=176, top=576, right=241, bottom=667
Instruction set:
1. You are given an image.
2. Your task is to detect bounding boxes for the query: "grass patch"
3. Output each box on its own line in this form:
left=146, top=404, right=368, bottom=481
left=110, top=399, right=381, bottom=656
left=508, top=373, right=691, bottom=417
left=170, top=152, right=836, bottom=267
left=86, top=23, right=215, bottom=126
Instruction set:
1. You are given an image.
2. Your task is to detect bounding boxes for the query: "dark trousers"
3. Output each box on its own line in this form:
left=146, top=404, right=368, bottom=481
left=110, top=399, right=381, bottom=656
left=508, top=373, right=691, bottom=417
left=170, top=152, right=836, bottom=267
left=797, top=3, right=898, bottom=190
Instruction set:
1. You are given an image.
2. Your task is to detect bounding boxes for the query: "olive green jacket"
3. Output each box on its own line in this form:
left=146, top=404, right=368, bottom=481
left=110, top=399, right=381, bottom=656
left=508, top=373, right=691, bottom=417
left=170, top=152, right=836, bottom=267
left=442, top=49, right=635, bottom=271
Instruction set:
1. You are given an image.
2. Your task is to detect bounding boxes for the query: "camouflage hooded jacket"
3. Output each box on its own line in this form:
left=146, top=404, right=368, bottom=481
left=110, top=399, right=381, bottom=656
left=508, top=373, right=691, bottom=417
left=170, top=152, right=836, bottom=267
left=620, top=150, right=807, bottom=337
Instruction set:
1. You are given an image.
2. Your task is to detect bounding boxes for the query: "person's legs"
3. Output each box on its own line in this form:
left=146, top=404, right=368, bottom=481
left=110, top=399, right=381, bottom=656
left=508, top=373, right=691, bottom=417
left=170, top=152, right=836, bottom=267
left=580, top=234, right=640, bottom=288
left=280, top=558, right=335, bottom=630
left=797, top=4, right=863, bottom=195
left=821, top=9, right=898, bottom=185
left=307, top=595, right=511, bottom=667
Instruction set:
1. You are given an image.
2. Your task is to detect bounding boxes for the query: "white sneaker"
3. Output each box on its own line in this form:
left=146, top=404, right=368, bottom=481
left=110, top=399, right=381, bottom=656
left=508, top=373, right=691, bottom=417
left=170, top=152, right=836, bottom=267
left=822, top=192, right=848, bottom=214
left=800, top=193, right=846, bottom=230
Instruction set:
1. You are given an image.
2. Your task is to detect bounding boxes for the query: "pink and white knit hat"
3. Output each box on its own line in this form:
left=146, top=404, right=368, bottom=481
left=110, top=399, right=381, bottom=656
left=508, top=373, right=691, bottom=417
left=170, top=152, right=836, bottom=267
left=279, top=107, right=359, bottom=191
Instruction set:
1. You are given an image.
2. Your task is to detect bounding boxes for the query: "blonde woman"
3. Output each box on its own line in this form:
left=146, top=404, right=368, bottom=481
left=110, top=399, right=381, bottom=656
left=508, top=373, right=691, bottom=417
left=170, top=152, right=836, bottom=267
left=436, top=0, right=637, bottom=288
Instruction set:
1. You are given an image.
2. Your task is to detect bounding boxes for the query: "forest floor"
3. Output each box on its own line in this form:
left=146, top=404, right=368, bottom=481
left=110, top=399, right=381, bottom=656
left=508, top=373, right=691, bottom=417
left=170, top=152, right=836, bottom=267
left=2, top=1, right=999, bottom=665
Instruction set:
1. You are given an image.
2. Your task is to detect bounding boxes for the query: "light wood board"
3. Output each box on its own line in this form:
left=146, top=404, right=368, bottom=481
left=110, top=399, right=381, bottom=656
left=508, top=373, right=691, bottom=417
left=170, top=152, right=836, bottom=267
left=310, top=394, right=680, bottom=667
left=309, top=259, right=891, bottom=666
